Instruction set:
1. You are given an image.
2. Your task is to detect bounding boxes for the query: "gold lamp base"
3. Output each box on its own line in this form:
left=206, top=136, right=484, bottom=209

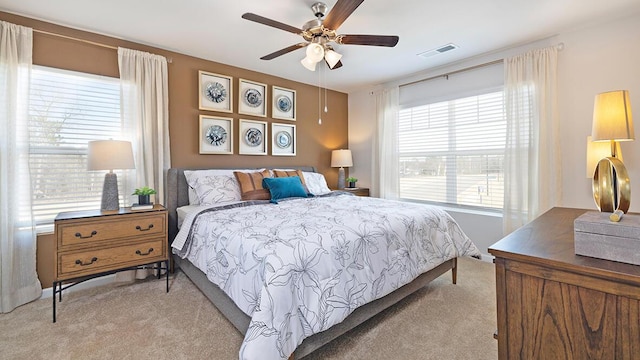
left=592, top=156, right=630, bottom=213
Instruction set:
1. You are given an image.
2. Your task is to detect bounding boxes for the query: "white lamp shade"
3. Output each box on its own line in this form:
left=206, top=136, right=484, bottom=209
left=87, top=140, right=135, bottom=171
left=324, top=49, right=342, bottom=69
left=301, top=56, right=317, bottom=71
left=592, top=90, right=634, bottom=142
left=306, top=43, right=325, bottom=63
left=331, top=149, right=353, bottom=168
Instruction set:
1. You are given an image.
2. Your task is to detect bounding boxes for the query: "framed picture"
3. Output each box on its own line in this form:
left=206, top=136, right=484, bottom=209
left=239, top=119, right=268, bottom=155
left=199, top=115, right=233, bottom=154
left=238, top=78, right=267, bottom=117
left=199, top=70, right=233, bottom=113
left=272, top=86, right=296, bottom=121
left=271, top=123, right=296, bottom=156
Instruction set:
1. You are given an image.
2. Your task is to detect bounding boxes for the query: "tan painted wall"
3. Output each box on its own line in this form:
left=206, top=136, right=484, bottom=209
left=36, top=234, right=55, bottom=287
left=0, top=12, right=348, bottom=287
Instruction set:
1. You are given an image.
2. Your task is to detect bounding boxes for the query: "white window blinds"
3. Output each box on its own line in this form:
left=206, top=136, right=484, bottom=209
left=398, top=62, right=505, bottom=210
left=29, top=66, right=127, bottom=227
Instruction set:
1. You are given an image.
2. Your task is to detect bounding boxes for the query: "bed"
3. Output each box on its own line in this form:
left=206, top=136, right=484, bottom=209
left=166, top=167, right=481, bottom=360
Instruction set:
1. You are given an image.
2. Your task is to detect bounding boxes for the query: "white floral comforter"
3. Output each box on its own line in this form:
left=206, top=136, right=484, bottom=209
left=172, top=193, right=480, bottom=360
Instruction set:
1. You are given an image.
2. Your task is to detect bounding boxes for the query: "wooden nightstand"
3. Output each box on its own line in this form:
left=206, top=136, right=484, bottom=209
left=52, top=204, right=169, bottom=322
left=342, top=187, right=370, bottom=197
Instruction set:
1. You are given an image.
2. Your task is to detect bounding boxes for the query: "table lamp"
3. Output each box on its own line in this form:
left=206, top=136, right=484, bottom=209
left=331, top=149, right=353, bottom=190
left=586, top=136, right=622, bottom=178
left=590, top=90, right=634, bottom=213
left=88, top=140, right=135, bottom=211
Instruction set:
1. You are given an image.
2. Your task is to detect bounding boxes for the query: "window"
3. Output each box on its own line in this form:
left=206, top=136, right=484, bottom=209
left=28, top=66, right=127, bottom=228
left=398, top=90, right=506, bottom=209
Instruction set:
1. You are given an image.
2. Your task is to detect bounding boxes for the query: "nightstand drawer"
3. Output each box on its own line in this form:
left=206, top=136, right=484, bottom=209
left=57, top=238, right=166, bottom=279
left=59, top=214, right=165, bottom=247
left=343, top=187, right=369, bottom=197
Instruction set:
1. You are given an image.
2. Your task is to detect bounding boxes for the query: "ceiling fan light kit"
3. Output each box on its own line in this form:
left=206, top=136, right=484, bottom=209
left=301, top=41, right=344, bottom=71
left=241, top=0, right=399, bottom=71
left=301, top=56, right=318, bottom=71
left=324, top=49, right=342, bottom=68
left=306, top=42, right=325, bottom=62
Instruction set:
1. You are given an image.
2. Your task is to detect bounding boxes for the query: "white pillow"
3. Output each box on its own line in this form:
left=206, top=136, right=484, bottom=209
left=196, top=175, right=242, bottom=205
left=184, top=170, right=245, bottom=205
left=185, top=170, right=230, bottom=204
left=302, top=171, right=332, bottom=195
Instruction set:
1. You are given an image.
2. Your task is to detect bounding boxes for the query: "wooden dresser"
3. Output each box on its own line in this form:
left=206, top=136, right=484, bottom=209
left=53, top=205, right=169, bottom=322
left=488, top=207, right=640, bottom=359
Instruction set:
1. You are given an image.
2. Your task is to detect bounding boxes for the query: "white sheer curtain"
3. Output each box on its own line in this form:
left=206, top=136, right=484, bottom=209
left=118, top=47, right=170, bottom=203
left=117, top=47, right=170, bottom=280
left=503, top=46, right=561, bottom=234
left=0, top=21, right=42, bottom=312
left=372, top=87, right=400, bottom=199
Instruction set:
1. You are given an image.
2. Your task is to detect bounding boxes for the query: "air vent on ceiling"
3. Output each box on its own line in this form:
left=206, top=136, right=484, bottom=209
left=417, top=43, right=459, bottom=59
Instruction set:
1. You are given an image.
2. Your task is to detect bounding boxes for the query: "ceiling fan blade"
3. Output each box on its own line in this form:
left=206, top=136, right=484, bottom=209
left=337, top=34, right=399, bottom=47
left=260, top=43, right=307, bottom=60
left=322, top=0, right=364, bottom=30
left=241, top=13, right=302, bottom=35
left=327, top=59, right=343, bottom=70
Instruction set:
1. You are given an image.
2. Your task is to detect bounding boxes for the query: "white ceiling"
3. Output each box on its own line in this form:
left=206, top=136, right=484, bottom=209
left=2, top=0, right=640, bottom=93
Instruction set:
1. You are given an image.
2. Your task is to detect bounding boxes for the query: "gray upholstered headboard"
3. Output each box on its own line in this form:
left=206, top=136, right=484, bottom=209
left=166, top=167, right=316, bottom=244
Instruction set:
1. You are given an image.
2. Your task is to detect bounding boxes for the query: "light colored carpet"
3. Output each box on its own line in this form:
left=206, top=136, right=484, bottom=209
left=0, top=257, right=497, bottom=360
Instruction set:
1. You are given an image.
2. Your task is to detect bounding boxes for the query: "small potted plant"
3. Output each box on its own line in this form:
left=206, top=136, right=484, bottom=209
left=346, top=176, right=358, bottom=188
left=132, top=186, right=156, bottom=205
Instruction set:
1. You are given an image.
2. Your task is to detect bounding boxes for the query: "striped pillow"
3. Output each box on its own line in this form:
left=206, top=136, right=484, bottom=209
left=274, top=169, right=310, bottom=194
left=273, top=169, right=308, bottom=185
left=233, top=169, right=272, bottom=200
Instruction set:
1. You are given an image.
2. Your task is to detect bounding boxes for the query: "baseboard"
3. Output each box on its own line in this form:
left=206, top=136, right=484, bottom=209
left=479, top=253, right=495, bottom=263
left=40, top=274, right=116, bottom=299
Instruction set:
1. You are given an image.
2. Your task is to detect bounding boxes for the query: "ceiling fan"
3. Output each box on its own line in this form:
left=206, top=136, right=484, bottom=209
left=241, top=0, right=399, bottom=71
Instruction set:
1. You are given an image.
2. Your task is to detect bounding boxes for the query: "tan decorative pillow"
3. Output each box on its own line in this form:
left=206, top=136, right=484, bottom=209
left=274, top=169, right=310, bottom=194
left=273, top=169, right=307, bottom=186
left=233, top=169, right=272, bottom=200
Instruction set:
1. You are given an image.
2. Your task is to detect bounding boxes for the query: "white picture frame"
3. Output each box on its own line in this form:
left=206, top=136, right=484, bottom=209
left=272, top=86, right=296, bottom=121
left=238, top=78, right=267, bottom=117
left=199, top=115, right=233, bottom=154
left=239, top=119, right=268, bottom=155
left=271, top=123, right=296, bottom=156
left=199, top=70, right=233, bottom=113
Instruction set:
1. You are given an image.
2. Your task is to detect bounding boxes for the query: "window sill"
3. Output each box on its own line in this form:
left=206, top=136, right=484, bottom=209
left=401, top=198, right=503, bottom=218
left=440, top=205, right=503, bottom=218
left=36, top=224, right=54, bottom=235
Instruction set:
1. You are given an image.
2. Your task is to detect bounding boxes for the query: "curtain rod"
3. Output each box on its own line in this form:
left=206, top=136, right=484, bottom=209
left=33, top=29, right=173, bottom=63
left=400, top=42, right=564, bottom=88
left=400, top=59, right=503, bottom=87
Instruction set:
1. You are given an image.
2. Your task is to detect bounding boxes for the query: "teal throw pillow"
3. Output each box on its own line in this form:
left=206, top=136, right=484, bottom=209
left=262, top=176, right=308, bottom=204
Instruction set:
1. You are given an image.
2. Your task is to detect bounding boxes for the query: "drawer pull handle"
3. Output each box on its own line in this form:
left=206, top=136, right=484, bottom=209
left=136, top=248, right=154, bottom=256
left=135, top=224, right=154, bottom=232
left=75, top=230, right=97, bottom=239
left=75, top=257, right=98, bottom=266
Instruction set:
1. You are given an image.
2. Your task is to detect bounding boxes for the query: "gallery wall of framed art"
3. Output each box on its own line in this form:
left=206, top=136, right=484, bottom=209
left=196, top=70, right=309, bottom=157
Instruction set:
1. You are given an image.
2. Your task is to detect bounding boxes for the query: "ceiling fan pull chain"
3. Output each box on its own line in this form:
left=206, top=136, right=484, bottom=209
left=324, top=66, right=328, bottom=113
left=318, top=66, right=322, bottom=125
